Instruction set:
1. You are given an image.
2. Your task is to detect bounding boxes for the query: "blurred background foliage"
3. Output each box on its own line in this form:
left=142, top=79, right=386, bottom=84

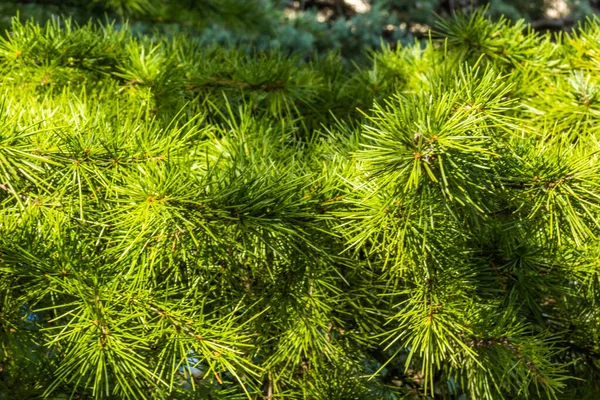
left=0, top=0, right=599, bottom=59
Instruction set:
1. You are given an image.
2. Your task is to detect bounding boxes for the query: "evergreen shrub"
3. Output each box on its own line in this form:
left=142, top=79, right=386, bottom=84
left=0, top=0, right=596, bottom=59
left=1, top=8, right=600, bottom=400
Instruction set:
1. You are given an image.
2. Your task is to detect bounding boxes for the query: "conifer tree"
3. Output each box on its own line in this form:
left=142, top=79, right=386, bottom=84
left=1, top=7, right=600, bottom=400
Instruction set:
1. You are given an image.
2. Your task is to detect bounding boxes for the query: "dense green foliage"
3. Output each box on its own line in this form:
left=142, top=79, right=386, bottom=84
left=2, top=8, right=600, bottom=400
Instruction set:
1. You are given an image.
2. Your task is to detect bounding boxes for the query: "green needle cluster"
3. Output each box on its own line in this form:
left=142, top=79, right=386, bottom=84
left=1, top=9, right=600, bottom=400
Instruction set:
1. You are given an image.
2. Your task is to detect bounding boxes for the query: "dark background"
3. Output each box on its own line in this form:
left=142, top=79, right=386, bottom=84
left=0, top=0, right=598, bottom=58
